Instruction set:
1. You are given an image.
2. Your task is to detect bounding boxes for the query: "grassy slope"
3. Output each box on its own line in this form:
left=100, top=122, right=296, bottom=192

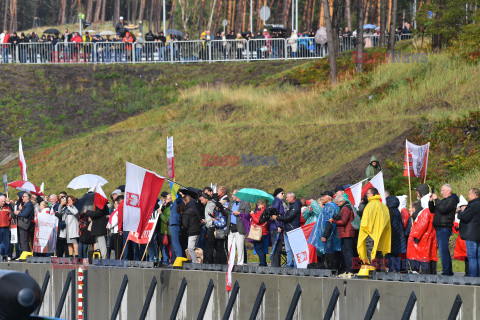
left=3, top=49, right=479, bottom=201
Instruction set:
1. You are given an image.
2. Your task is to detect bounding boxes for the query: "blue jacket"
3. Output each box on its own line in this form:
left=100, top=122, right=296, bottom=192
left=308, top=202, right=341, bottom=254
left=269, top=197, right=285, bottom=231
left=169, top=193, right=184, bottom=226
left=18, top=201, right=34, bottom=219
left=386, top=196, right=407, bottom=254
left=277, top=199, right=301, bottom=232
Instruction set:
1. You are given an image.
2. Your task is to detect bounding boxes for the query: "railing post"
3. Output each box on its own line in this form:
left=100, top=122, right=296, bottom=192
left=55, top=270, right=74, bottom=318
left=110, top=274, right=128, bottom=320
left=197, top=279, right=215, bottom=320
left=222, top=281, right=240, bottom=320
left=170, top=277, right=187, bottom=320
left=401, top=291, right=417, bottom=320
left=285, top=284, right=302, bottom=320
left=139, top=276, right=157, bottom=320
left=246, top=40, right=250, bottom=62
left=364, top=289, right=380, bottom=320
left=447, top=294, right=462, bottom=320
left=323, top=287, right=340, bottom=320
left=249, top=282, right=266, bottom=320
left=33, top=270, right=50, bottom=315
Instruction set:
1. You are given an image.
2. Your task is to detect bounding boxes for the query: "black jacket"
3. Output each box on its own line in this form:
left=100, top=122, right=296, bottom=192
left=429, top=194, right=459, bottom=229
left=277, top=199, right=301, bottom=232
left=458, top=198, right=480, bottom=242
left=182, top=207, right=201, bottom=236
left=84, top=204, right=109, bottom=236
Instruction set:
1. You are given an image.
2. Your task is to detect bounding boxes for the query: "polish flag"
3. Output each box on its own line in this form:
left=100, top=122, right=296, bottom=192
left=226, top=242, right=235, bottom=291
left=93, top=182, right=108, bottom=209
left=18, top=138, right=28, bottom=181
left=344, top=179, right=366, bottom=209
left=286, top=223, right=317, bottom=268
left=166, top=137, right=175, bottom=180
left=361, top=171, right=386, bottom=203
left=123, top=162, right=165, bottom=234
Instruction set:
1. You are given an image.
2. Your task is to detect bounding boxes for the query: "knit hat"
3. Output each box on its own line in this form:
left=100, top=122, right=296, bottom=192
left=161, top=191, right=169, bottom=198
left=273, top=188, right=284, bottom=197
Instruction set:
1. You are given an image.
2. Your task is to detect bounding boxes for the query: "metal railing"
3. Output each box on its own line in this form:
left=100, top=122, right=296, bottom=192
left=0, top=34, right=413, bottom=65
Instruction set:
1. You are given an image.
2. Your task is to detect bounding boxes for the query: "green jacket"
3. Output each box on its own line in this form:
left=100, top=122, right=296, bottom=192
left=366, top=155, right=381, bottom=180
left=303, top=200, right=322, bottom=225
left=159, top=206, right=171, bottom=235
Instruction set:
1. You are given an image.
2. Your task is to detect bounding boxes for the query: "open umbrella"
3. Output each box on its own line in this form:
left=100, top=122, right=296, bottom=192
left=179, top=187, right=201, bottom=199
left=67, top=174, right=108, bottom=190
left=85, top=29, right=96, bottom=33
left=269, top=26, right=287, bottom=33
left=8, top=181, right=44, bottom=196
left=315, top=27, right=327, bottom=45
left=363, top=24, right=377, bottom=29
left=167, top=29, right=184, bottom=37
left=235, top=188, right=274, bottom=205
left=43, top=28, right=61, bottom=34
left=99, top=30, right=115, bottom=36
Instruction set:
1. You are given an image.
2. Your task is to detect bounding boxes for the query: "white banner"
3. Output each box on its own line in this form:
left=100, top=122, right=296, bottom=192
left=404, top=140, right=430, bottom=178
left=166, top=136, right=174, bottom=158
left=286, top=227, right=309, bottom=269
left=10, top=226, right=17, bottom=244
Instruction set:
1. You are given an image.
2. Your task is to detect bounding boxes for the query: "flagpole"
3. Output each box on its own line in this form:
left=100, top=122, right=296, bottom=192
left=119, top=237, right=129, bottom=260
left=141, top=242, right=150, bottom=261
left=423, top=143, right=430, bottom=184
left=406, top=140, right=413, bottom=211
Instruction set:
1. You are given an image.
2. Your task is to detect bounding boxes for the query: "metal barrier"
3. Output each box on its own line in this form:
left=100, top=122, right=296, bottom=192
left=323, top=286, right=340, bottom=320
left=249, top=282, right=266, bottom=320
left=33, top=270, right=51, bottom=316
left=55, top=269, right=75, bottom=319
left=401, top=291, right=417, bottom=320
left=110, top=274, right=128, bottom=320
left=197, top=279, right=214, bottom=320
left=3, top=33, right=415, bottom=65
left=364, top=289, right=380, bottom=320
left=170, top=277, right=187, bottom=320
left=285, top=284, right=302, bottom=320
left=222, top=280, right=240, bottom=320
left=139, top=276, right=157, bottom=320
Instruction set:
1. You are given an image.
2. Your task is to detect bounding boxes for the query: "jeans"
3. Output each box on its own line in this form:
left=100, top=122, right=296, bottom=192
left=159, top=234, right=171, bottom=264
left=253, top=235, right=267, bottom=266
left=78, top=242, right=89, bottom=259
left=147, top=233, right=159, bottom=262
left=197, top=226, right=207, bottom=250
left=0, top=227, right=10, bottom=255
left=170, top=225, right=183, bottom=262
left=135, top=48, right=142, bottom=62
left=341, top=237, right=354, bottom=273
left=436, top=228, right=453, bottom=275
left=284, top=233, right=296, bottom=268
left=466, top=240, right=480, bottom=277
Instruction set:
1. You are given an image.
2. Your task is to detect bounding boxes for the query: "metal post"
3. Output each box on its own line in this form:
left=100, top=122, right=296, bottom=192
left=71, top=269, right=76, bottom=320
left=55, top=270, right=74, bottom=318
left=80, top=18, right=83, bottom=37
left=413, top=0, right=417, bottom=29
left=401, top=291, right=417, bottom=320
left=250, top=0, right=253, bottom=32
left=285, top=284, right=302, bottom=320
left=249, top=282, right=266, bottom=320
left=170, top=277, right=187, bottom=320
left=33, top=271, right=51, bottom=315
left=139, top=277, right=157, bottom=320
left=110, top=275, right=128, bottom=320
left=222, top=281, right=240, bottom=320
left=447, top=294, right=462, bottom=320
left=197, top=279, right=214, bottom=320
left=163, top=0, right=167, bottom=33
left=291, top=0, right=295, bottom=31
left=295, top=0, right=298, bottom=31
left=323, top=287, right=340, bottom=320
left=364, top=289, right=380, bottom=320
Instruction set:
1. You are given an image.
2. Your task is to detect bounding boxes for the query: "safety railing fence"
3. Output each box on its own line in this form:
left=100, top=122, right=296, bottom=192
left=0, top=34, right=415, bottom=65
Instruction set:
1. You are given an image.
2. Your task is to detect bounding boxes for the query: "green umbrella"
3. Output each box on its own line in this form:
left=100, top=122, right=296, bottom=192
left=235, top=188, right=274, bottom=204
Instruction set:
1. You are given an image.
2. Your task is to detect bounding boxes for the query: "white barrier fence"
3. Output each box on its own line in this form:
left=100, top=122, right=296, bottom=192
left=0, top=34, right=412, bottom=64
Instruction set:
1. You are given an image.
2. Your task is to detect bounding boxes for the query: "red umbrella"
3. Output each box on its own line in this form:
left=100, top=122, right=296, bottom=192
left=8, top=180, right=44, bottom=196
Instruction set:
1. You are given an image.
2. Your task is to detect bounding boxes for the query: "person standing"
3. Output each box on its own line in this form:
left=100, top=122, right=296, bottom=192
left=331, top=195, right=355, bottom=277
left=458, top=188, right=480, bottom=277
left=365, top=156, right=381, bottom=180
left=269, top=188, right=286, bottom=267
left=84, top=195, right=109, bottom=259
left=200, top=193, right=216, bottom=264
left=58, top=196, right=80, bottom=257
left=226, top=190, right=250, bottom=265
left=429, top=184, right=459, bottom=276
left=272, top=192, right=301, bottom=267
left=180, top=201, right=201, bottom=263
left=250, top=199, right=269, bottom=266
left=14, top=193, right=34, bottom=253
left=0, top=195, right=12, bottom=255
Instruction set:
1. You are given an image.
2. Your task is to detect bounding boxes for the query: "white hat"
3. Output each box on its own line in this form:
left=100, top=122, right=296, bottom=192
left=120, top=16, right=124, bottom=20
left=263, top=28, right=268, bottom=32
left=458, top=195, right=468, bottom=208
left=397, top=195, right=407, bottom=211
left=111, top=189, right=123, bottom=196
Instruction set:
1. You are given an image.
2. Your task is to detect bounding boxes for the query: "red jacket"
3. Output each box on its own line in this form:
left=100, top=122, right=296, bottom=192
left=407, top=207, right=437, bottom=262
left=250, top=208, right=268, bottom=235
left=334, top=205, right=355, bottom=238
left=0, top=205, right=12, bottom=228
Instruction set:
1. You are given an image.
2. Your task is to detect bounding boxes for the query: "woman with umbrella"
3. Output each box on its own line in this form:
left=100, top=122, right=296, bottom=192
left=250, top=198, right=269, bottom=266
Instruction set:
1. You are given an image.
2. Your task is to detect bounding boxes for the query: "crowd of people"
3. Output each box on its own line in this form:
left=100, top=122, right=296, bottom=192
left=0, top=17, right=413, bottom=63
left=0, top=157, right=479, bottom=278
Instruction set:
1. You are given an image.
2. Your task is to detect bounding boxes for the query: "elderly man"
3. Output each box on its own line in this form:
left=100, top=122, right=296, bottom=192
left=0, top=195, right=12, bottom=255
left=15, top=193, right=34, bottom=252
left=429, top=184, right=459, bottom=276
left=357, top=188, right=391, bottom=270
left=272, top=192, right=301, bottom=267
left=226, top=189, right=250, bottom=265
left=331, top=195, right=355, bottom=277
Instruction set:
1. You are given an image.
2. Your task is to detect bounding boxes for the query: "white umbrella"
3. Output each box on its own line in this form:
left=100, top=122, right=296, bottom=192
left=315, top=27, right=327, bottom=45
left=67, top=174, right=108, bottom=190
left=99, top=30, right=115, bottom=36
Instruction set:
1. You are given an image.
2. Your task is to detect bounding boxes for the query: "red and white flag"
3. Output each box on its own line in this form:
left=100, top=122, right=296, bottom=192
left=345, top=179, right=366, bottom=209
left=93, top=182, right=108, bottom=209
left=286, top=223, right=317, bottom=268
left=123, top=162, right=165, bottom=234
left=166, top=136, right=175, bottom=180
left=361, top=171, right=386, bottom=203
left=226, top=242, right=235, bottom=291
left=18, top=138, right=28, bottom=181
left=403, top=140, right=430, bottom=178
left=127, top=210, right=160, bottom=244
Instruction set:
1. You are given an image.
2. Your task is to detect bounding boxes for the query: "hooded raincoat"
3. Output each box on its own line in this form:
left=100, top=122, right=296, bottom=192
left=308, top=202, right=341, bottom=254
left=357, top=195, right=391, bottom=263
left=406, top=194, right=438, bottom=262
left=303, top=200, right=322, bottom=225
left=365, top=156, right=381, bottom=180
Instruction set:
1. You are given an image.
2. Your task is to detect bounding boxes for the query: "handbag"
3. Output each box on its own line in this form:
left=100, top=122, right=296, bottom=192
left=58, top=220, right=67, bottom=231
left=214, top=229, right=226, bottom=239
left=248, top=224, right=263, bottom=241
left=17, top=217, right=31, bottom=230
left=163, top=221, right=169, bottom=246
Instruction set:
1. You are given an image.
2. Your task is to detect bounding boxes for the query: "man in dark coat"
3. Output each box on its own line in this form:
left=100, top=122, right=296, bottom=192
left=14, top=193, right=34, bottom=252
left=270, top=188, right=286, bottom=267
left=272, top=192, right=301, bottom=267
left=226, top=189, right=250, bottom=265
left=385, top=193, right=406, bottom=272
left=458, top=188, right=480, bottom=277
left=115, top=17, right=127, bottom=37
left=429, top=184, right=459, bottom=276
left=85, top=194, right=109, bottom=259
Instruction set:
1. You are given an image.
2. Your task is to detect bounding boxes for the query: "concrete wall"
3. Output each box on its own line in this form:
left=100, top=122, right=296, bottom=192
left=1, top=262, right=478, bottom=320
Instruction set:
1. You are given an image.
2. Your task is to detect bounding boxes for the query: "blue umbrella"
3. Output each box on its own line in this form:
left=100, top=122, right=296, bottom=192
left=363, top=24, right=377, bottom=29
left=235, top=188, right=274, bottom=205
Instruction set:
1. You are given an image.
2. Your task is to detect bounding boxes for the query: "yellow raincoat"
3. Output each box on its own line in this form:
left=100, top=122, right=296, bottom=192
left=357, top=195, right=391, bottom=263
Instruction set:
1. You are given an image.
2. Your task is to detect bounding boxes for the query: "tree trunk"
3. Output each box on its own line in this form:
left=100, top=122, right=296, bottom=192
left=318, top=0, right=324, bottom=27
left=322, top=0, right=337, bottom=84
left=94, top=0, right=102, bottom=22
left=376, top=0, right=380, bottom=26
left=169, top=0, right=176, bottom=28
left=345, top=0, right=351, bottom=30
left=149, top=0, right=154, bottom=30
left=127, top=0, right=131, bottom=23
left=387, top=0, right=396, bottom=53
left=379, top=0, right=385, bottom=45
left=3, top=0, right=9, bottom=31
left=114, top=0, right=120, bottom=23
left=356, top=0, right=364, bottom=73
left=331, top=0, right=339, bottom=57
left=198, top=0, right=205, bottom=32
left=59, top=0, right=67, bottom=25
left=256, top=0, right=262, bottom=31
left=235, top=0, right=243, bottom=32
left=132, top=0, right=139, bottom=23
left=86, top=0, right=94, bottom=22
left=32, top=0, right=38, bottom=28
left=139, top=0, right=147, bottom=21
left=101, top=0, right=107, bottom=22
left=387, top=0, right=391, bottom=31
left=301, top=0, right=310, bottom=30
left=309, top=0, right=316, bottom=29
left=207, top=0, right=216, bottom=30
left=9, top=0, right=17, bottom=32
left=242, top=0, right=247, bottom=32
left=363, top=0, right=369, bottom=24
left=281, top=0, right=290, bottom=29
left=212, top=0, right=223, bottom=32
